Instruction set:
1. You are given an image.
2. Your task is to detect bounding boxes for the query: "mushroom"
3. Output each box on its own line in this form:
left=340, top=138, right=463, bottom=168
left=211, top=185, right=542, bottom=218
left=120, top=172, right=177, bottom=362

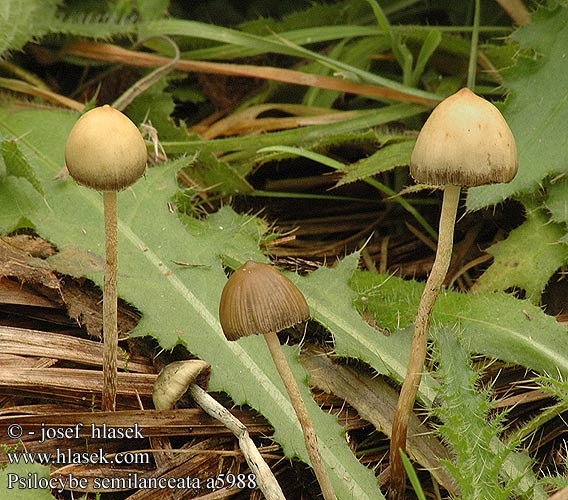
left=389, top=87, right=517, bottom=489
left=152, top=360, right=211, bottom=411
left=153, top=360, right=285, bottom=500
left=219, top=261, right=336, bottom=500
left=65, top=105, right=147, bottom=411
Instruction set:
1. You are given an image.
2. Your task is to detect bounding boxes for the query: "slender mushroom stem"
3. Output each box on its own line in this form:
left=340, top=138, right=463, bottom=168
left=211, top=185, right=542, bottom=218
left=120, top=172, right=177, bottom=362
left=389, top=184, right=460, bottom=499
left=188, top=384, right=285, bottom=500
left=263, top=331, right=336, bottom=500
left=102, top=190, right=118, bottom=412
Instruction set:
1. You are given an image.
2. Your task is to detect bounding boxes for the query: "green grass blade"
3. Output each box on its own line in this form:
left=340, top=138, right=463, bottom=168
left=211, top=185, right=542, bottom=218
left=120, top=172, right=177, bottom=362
left=162, top=104, right=427, bottom=155
left=411, top=29, right=442, bottom=86
left=400, top=451, right=427, bottom=500
left=182, top=25, right=381, bottom=60
left=140, top=19, right=440, bottom=102
left=364, top=0, right=392, bottom=34
left=258, top=145, right=437, bottom=240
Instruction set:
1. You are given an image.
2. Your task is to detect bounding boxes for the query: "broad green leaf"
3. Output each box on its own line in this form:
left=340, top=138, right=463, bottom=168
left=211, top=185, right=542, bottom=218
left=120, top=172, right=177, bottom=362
left=472, top=209, right=568, bottom=301
left=350, top=270, right=568, bottom=378
left=2, top=138, right=43, bottom=194
left=0, top=105, right=382, bottom=499
left=0, top=176, right=44, bottom=233
left=0, top=462, right=56, bottom=499
left=337, top=139, right=415, bottom=186
left=546, top=176, right=568, bottom=223
left=467, top=6, right=568, bottom=209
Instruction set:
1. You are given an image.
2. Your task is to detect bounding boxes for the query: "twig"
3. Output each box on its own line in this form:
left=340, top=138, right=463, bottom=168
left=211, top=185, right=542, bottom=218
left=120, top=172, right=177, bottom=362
left=112, top=36, right=180, bottom=112
left=64, top=41, right=440, bottom=106
left=494, top=0, right=531, bottom=26
left=547, top=485, right=568, bottom=500
left=188, top=384, right=286, bottom=500
left=0, top=77, right=83, bottom=111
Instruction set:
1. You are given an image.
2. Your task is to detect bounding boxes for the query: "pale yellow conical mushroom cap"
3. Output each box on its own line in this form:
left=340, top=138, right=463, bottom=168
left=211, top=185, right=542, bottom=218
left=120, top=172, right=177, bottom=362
left=65, top=105, right=147, bottom=191
left=410, top=88, right=518, bottom=187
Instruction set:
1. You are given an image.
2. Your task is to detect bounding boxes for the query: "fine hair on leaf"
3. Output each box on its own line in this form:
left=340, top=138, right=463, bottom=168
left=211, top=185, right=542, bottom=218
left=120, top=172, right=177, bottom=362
left=431, top=325, right=531, bottom=500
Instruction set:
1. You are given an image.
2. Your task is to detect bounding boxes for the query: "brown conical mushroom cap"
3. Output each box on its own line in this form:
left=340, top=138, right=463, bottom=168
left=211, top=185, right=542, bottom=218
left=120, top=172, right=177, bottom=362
left=410, top=87, right=518, bottom=187
left=219, top=261, right=310, bottom=341
left=65, top=105, right=147, bottom=191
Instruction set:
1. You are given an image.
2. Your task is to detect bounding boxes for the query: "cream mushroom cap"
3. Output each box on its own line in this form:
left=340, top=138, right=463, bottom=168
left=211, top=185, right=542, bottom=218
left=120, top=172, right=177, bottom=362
left=152, top=360, right=211, bottom=410
left=65, top=105, right=147, bottom=191
left=410, top=87, right=518, bottom=187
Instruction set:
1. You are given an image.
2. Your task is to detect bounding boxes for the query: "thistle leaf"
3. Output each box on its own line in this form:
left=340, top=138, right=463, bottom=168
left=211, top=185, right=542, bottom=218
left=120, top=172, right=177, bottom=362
left=432, top=327, right=529, bottom=500
left=546, top=176, right=568, bottom=223
left=0, top=105, right=382, bottom=499
left=336, top=139, right=415, bottom=186
left=471, top=209, right=568, bottom=301
left=467, top=6, right=568, bottom=209
left=0, top=0, right=58, bottom=60
left=0, top=462, right=56, bottom=499
left=350, top=269, right=568, bottom=379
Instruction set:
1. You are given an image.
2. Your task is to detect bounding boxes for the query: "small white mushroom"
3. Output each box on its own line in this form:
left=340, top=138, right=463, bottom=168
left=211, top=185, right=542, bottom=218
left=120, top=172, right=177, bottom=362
left=153, top=360, right=285, bottom=500
left=152, top=360, right=210, bottom=410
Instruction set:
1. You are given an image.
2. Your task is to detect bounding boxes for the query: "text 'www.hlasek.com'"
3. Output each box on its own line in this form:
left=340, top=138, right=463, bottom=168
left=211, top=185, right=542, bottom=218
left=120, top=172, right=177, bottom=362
left=3, top=422, right=257, bottom=494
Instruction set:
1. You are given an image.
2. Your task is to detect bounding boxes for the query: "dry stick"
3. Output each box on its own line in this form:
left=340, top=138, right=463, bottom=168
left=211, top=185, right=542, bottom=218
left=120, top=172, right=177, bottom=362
left=263, top=331, right=336, bottom=500
left=494, top=0, right=531, bottom=26
left=63, top=41, right=439, bottom=107
left=547, top=485, right=568, bottom=500
left=102, top=191, right=118, bottom=412
left=188, top=384, right=285, bottom=500
left=112, top=35, right=180, bottom=112
left=0, top=76, right=84, bottom=111
left=389, top=184, right=460, bottom=499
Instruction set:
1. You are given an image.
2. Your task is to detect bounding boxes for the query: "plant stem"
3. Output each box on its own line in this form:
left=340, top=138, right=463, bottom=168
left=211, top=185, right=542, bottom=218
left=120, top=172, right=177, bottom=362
left=388, top=184, right=460, bottom=499
left=102, top=191, right=118, bottom=412
left=494, top=0, right=531, bottom=26
left=188, top=384, right=285, bottom=500
left=263, top=331, right=336, bottom=500
left=467, top=0, right=481, bottom=90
